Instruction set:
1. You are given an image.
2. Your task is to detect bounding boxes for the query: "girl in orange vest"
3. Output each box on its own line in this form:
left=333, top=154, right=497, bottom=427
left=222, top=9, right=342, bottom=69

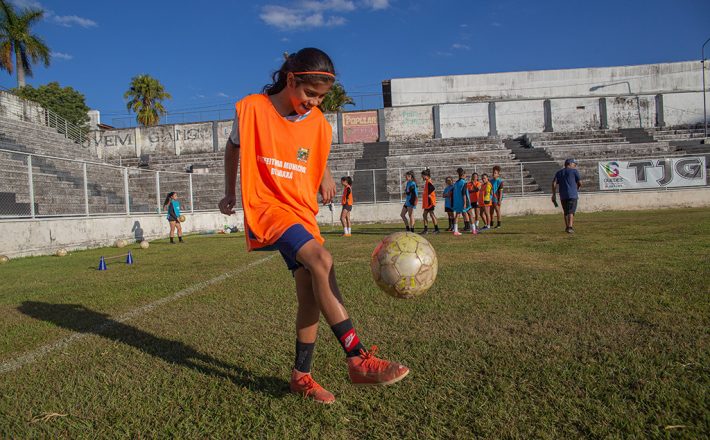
left=340, top=176, right=353, bottom=236
left=420, top=169, right=439, bottom=234
left=218, top=48, right=408, bottom=405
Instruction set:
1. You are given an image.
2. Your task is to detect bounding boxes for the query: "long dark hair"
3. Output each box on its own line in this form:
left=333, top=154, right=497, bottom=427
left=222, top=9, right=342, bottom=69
left=263, top=48, right=335, bottom=96
left=163, top=191, right=176, bottom=209
left=405, top=170, right=416, bottom=183
left=341, top=176, right=353, bottom=185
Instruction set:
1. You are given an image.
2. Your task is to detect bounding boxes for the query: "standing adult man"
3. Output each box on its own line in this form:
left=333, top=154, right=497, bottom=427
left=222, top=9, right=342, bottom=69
left=552, top=158, right=581, bottom=233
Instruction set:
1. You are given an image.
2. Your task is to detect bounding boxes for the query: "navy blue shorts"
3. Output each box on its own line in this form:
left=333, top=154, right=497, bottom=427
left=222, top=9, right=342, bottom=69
left=562, top=198, right=578, bottom=216
left=252, top=223, right=314, bottom=272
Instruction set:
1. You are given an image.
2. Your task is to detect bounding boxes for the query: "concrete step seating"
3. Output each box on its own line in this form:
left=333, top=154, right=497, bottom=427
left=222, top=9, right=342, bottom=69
left=540, top=142, right=676, bottom=160
left=0, top=117, right=95, bottom=160
left=648, top=128, right=706, bottom=141
left=530, top=137, right=628, bottom=147
left=524, top=130, right=623, bottom=141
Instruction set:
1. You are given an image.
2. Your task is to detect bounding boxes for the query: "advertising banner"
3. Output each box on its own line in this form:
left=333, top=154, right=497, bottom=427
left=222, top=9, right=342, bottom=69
left=598, top=156, right=706, bottom=190
left=343, top=111, right=379, bottom=143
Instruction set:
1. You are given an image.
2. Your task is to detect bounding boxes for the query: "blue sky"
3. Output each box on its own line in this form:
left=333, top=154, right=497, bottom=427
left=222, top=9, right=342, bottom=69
left=3, top=0, right=709, bottom=127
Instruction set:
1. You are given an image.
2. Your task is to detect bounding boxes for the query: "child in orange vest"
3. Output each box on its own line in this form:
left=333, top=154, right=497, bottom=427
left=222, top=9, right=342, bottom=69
left=340, top=176, right=353, bottom=236
left=420, top=169, right=439, bottom=234
left=218, top=48, right=408, bottom=405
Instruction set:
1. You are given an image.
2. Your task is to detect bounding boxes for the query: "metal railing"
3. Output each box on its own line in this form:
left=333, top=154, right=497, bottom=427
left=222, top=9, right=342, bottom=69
left=0, top=147, right=706, bottom=220
left=0, top=88, right=88, bottom=144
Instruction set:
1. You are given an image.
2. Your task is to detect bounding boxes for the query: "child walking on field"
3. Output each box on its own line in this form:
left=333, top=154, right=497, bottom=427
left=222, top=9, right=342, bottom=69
left=218, top=48, right=409, bottom=405
left=400, top=170, right=418, bottom=232
left=163, top=192, right=184, bottom=244
left=451, top=168, right=472, bottom=236
left=340, top=176, right=353, bottom=237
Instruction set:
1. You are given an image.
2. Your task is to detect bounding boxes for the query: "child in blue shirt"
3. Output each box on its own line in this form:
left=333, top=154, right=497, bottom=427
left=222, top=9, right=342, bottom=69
left=442, top=176, right=454, bottom=231
left=162, top=192, right=184, bottom=244
left=400, top=170, right=418, bottom=232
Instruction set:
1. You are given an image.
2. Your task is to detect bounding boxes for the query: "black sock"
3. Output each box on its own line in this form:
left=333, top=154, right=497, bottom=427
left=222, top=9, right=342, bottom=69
left=170, top=237, right=174, bottom=243
left=331, top=319, right=365, bottom=357
left=178, top=236, right=183, bottom=242
left=405, top=226, right=410, bottom=232
left=434, top=224, right=439, bottom=231
left=294, top=340, right=315, bottom=373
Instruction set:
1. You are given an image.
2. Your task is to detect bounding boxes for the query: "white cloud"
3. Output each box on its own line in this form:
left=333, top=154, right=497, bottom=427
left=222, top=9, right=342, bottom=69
left=459, top=23, right=468, bottom=28
left=452, top=43, right=470, bottom=50
left=260, top=5, right=347, bottom=30
left=217, top=92, right=229, bottom=98
left=362, top=0, right=390, bottom=10
left=10, top=0, right=97, bottom=28
left=491, top=21, right=502, bottom=27
left=299, top=0, right=355, bottom=12
left=261, top=0, right=386, bottom=30
left=52, top=15, right=98, bottom=28
left=51, top=51, right=73, bottom=60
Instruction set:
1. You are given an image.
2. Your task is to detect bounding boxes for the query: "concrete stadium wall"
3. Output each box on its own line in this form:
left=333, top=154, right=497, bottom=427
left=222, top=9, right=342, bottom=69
left=496, top=100, right=546, bottom=136
left=0, top=91, right=45, bottom=125
left=439, top=103, right=489, bottom=138
left=663, top=92, right=706, bottom=127
left=3, top=188, right=708, bottom=258
left=550, top=98, right=600, bottom=132
left=389, top=61, right=701, bottom=106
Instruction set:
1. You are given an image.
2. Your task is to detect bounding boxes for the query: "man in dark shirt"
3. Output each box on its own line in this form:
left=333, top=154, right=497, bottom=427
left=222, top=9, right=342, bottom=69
left=552, top=158, right=581, bottom=233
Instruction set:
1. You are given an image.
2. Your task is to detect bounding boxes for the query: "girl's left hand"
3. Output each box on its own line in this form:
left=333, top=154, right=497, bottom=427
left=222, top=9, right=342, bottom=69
left=319, top=167, right=336, bottom=204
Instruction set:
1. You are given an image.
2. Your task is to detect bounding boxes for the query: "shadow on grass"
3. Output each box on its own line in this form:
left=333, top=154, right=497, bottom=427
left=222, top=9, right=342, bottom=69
left=17, top=301, right=288, bottom=398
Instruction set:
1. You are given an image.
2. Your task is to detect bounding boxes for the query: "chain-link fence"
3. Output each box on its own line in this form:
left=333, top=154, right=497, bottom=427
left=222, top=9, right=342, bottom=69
left=0, top=147, right=707, bottom=219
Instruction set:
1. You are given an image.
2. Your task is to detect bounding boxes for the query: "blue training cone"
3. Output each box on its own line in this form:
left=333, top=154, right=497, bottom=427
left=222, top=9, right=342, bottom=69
left=98, top=256, right=107, bottom=271
left=126, top=251, right=134, bottom=265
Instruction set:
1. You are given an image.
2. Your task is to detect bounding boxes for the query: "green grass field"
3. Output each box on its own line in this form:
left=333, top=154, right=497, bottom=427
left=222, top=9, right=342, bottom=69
left=1, top=208, right=708, bottom=438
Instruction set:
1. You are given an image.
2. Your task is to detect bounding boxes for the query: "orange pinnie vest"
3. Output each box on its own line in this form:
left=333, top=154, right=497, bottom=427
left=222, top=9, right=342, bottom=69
left=422, top=180, right=436, bottom=209
left=237, top=94, right=332, bottom=250
left=341, top=185, right=353, bottom=205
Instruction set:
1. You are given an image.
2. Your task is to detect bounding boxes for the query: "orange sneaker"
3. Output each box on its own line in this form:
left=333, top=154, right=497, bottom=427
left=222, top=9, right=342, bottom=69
left=289, top=370, right=335, bottom=404
left=347, top=346, right=410, bottom=386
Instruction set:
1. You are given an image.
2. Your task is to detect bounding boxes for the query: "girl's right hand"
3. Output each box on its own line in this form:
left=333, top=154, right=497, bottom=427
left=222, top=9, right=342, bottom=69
left=219, top=195, right=237, bottom=215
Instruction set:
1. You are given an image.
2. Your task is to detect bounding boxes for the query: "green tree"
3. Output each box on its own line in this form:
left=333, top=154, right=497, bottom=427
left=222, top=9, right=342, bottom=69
left=319, top=82, right=354, bottom=112
left=13, top=82, right=90, bottom=128
left=0, top=0, right=51, bottom=88
left=124, top=74, right=172, bottom=127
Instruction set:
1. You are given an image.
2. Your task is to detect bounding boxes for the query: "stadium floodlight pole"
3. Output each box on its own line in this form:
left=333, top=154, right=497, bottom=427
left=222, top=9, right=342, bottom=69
left=703, top=38, right=710, bottom=136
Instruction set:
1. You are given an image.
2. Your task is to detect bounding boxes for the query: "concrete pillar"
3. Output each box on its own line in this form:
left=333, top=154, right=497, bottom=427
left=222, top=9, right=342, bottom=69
left=173, top=124, right=180, bottom=156
left=655, top=94, right=665, bottom=128
left=433, top=105, right=442, bottom=139
left=337, top=112, right=344, bottom=144
left=212, top=121, right=219, bottom=152
left=134, top=127, right=141, bottom=157
left=599, top=98, right=608, bottom=129
left=543, top=99, right=553, bottom=132
left=377, top=108, right=386, bottom=142
left=488, top=102, right=498, bottom=137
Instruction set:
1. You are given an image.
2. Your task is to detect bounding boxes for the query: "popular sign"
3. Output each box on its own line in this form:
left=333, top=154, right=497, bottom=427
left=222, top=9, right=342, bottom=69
left=598, top=156, right=707, bottom=190
left=342, top=111, right=378, bottom=143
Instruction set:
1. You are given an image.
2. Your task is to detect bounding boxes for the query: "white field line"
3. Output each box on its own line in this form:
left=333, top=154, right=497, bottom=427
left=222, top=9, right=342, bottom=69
left=0, top=254, right=275, bottom=374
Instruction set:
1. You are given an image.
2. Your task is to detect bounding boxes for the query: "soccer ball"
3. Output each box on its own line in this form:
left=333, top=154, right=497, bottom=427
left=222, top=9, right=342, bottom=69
left=140, top=240, right=150, bottom=249
left=370, top=232, right=438, bottom=299
left=115, top=239, right=127, bottom=248
left=55, top=248, right=67, bottom=257
left=178, top=215, right=186, bottom=223
left=0, top=255, right=9, bottom=264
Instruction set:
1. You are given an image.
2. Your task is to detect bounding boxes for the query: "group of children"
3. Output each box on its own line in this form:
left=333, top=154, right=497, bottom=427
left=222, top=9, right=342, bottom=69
left=340, top=166, right=504, bottom=236
left=442, top=165, right=504, bottom=235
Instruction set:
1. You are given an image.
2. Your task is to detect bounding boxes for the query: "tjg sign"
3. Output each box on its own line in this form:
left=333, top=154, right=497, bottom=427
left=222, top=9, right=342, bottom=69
left=599, top=157, right=707, bottom=190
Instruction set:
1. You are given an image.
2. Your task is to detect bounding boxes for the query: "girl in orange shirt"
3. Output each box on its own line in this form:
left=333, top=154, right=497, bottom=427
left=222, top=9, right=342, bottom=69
left=218, top=48, right=408, bottom=405
left=340, top=176, right=353, bottom=236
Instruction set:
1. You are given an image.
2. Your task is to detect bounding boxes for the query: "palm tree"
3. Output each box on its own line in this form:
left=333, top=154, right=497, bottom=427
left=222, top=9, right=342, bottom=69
left=0, top=0, right=51, bottom=88
left=320, top=82, right=354, bottom=112
left=124, top=74, right=172, bottom=127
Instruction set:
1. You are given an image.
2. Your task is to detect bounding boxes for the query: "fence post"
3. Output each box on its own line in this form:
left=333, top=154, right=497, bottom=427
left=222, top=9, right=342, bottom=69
left=520, top=163, right=524, bottom=196
left=156, top=171, right=161, bottom=213
left=27, top=155, right=35, bottom=218
left=372, top=169, right=377, bottom=204
left=189, top=173, right=194, bottom=213
left=123, top=167, right=130, bottom=215
left=64, top=119, right=68, bottom=138
left=83, top=162, right=89, bottom=216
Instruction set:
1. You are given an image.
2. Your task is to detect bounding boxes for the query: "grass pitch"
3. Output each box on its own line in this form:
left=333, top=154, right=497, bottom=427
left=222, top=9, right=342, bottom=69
left=0, top=208, right=708, bottom=438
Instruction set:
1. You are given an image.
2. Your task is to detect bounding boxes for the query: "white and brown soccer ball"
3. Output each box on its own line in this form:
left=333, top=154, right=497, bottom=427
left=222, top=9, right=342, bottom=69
left=370, top=232, right=438, bottom=299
